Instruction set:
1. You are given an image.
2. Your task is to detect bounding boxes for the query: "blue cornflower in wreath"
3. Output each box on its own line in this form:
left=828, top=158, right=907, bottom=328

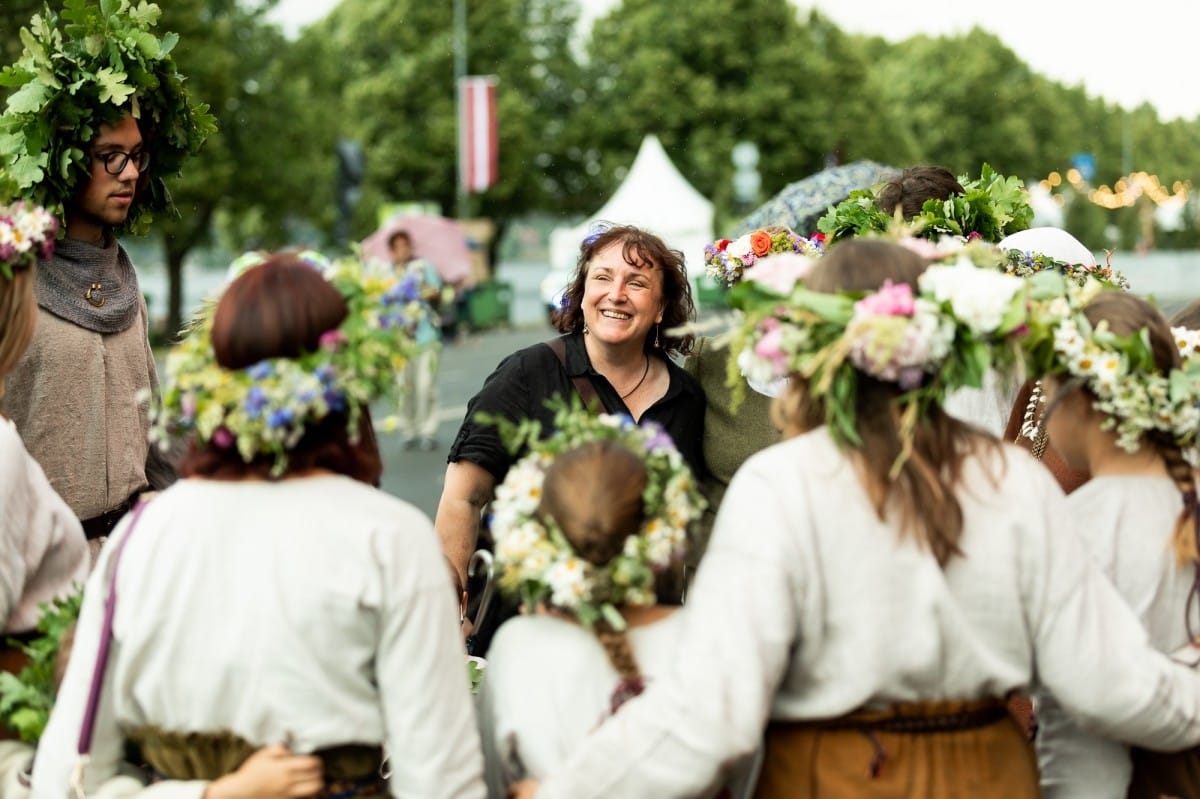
left=148, top=251, right=432, bottom=474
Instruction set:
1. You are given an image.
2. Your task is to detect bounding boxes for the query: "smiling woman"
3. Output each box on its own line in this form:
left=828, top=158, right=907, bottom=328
left=434, top=223, right=707, bottom=654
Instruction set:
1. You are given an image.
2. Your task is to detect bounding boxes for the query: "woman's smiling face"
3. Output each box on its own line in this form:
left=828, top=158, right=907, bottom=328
left=581, top=242, right=664, bottom=349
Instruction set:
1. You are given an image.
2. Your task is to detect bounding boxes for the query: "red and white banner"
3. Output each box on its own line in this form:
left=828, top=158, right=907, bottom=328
left=458, top=76, right=498, bottom=193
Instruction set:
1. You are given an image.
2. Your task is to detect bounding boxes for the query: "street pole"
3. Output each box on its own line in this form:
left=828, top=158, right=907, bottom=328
left=1122, top=113, right=1133, bottom=179
left=454, top=0, right=469, bottom=220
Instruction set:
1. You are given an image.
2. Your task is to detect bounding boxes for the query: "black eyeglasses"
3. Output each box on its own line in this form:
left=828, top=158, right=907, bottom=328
left=93, top=150, right=151, bottom=176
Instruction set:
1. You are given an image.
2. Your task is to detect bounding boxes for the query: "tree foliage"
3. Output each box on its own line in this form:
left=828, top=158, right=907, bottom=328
left=313, top=0, right=587, bottom=244
left=574, top=2, right=902, bottom=229
left=14, top=0, right=1200, bottom=336
left=0, top=0, right=45, bottom=70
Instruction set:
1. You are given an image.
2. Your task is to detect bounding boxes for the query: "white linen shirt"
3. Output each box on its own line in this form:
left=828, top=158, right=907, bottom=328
left=477, top=613, right=758, bottom=799
left=0, top=416, right=88, bottom=632
left=1036, top=475, right=1196, bottom=799
left=477, top=614, right=685, bottom=797
left=30, top=475, right=486, bottom=799
left=537, top=429, right=1200, bottom=799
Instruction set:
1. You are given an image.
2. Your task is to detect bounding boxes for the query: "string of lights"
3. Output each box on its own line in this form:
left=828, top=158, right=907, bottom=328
left=1039, top=170, right=1190, bottom=210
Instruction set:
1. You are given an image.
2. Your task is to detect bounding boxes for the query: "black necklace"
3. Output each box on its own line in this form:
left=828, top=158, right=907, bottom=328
left=620, top=355, right=650, bottom=400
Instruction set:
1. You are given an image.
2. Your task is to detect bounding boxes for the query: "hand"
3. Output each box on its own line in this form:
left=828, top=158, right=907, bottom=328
left=203, top=744, right=323, bottom=799
left=462, top=615, right=475, bottom=643
left=508, top=779, right=541, bottom=799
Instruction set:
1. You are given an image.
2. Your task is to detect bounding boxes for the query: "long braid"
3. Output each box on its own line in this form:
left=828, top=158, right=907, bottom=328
left=594, top=620, right=645, bottom=714
left=1152, top=438, right=1200, bottom=644
left=1161, top=443, right=1200, bottom=564
left=538, top=441, right=651, bottom=715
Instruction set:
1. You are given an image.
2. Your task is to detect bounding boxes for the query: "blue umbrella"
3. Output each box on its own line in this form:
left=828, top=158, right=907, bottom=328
left=731, top=160, right=900, bottom=238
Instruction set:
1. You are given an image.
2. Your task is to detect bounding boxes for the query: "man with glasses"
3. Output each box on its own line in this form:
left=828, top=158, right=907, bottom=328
left=0, top=4, right=214, bottom=552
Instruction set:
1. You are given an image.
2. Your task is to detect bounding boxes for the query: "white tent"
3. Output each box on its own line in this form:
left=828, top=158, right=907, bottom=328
left=548, top=134, right=714, bottom=281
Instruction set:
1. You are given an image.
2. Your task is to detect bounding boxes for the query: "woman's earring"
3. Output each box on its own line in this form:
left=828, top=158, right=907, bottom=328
left=654, top=324, right=660, bottom=348
left=583, top=323, right=590, bottom=335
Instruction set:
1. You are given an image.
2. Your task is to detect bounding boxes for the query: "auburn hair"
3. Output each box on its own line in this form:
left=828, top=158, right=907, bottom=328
left=177, top=254, right=381, bottom=485
left=552, top=223, right=696, bottom=357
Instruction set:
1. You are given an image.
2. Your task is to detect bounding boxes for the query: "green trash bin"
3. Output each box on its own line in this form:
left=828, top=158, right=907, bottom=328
left=465, top=280, right=513, bottom=331
left=694, top=274, right=728, bottom=310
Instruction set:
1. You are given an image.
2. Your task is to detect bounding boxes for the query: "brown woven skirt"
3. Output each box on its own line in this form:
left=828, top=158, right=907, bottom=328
left=127, top=727, right=388, bottom=799
left=754, top=699, right=1041, bottom=799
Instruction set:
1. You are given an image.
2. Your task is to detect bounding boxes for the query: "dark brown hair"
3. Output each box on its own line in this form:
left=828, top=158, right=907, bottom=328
left=774, top=238, right=1002, bottom=567
left=552, top=223, right=696, bottom=357
left=539, top=441, right=649, bottom=709
left=178, top=254, right=382, bottom=485
left=1080, top=292, right=1195, bottom=564
left=1171, top=298, right=1200, bottom=331
left=874, top=166, right=965, bottom=221
left=387, top=230, right=412, bottom=251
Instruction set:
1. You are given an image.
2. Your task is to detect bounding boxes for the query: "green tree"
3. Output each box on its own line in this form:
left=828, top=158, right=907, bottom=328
left=152, top=0, right=330, bottom=337
left=314, top=0, right=586, bottom=252
left=0, top=0, right=44, bottom=71
left=869, top=29, right=1051, bottom=178
left=575, top=2, right=899, bottom=230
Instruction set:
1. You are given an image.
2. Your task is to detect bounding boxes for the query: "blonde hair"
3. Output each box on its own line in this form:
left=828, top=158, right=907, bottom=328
left=0, top=265, right=38, bottom=401
left=539, top=441, right=649, bottom=706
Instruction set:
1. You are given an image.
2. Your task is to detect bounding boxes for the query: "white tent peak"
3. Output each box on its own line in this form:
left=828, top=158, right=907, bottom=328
left=593, top=134, right=711, bottom=226
left=548, top=134, right=715, bottom=278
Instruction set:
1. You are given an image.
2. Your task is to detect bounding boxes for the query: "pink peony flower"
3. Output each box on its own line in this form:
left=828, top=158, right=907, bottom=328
left=213, top=426, right=235, bottom=449
left=318, top=329, right=347, bottom=351
left=745, top=252, right=815, bottom=295
left=896, top=236, right=943, bottom=261
left=754, top=320, right=789, bottom=375
left=854, top=280, right=915, bottom=318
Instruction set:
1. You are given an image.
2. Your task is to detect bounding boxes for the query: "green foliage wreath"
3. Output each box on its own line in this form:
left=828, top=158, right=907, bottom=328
left=0, top=0, right=216, bottom=235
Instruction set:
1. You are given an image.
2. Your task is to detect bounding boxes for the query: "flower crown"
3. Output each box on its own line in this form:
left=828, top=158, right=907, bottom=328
left=149, top=251, right=429, bottom=474
left=1023, top=275, right=1200, bottom=453
left=728, top=234, right=1030, bottom=473
left=0, top=201, right=57, bottom=280
left=703, top=228, right=825, bottom=287
left=0, top=1, right=217, bottom=235
left=486, top=400, right=706, bottom=630
left=817, top=164, right=1034, bottom=246
left=1001, top=247, right=1130, bottom=290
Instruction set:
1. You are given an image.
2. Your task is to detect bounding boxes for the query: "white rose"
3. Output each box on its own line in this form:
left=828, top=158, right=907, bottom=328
left=920, top=263, right=1023, bottom=335
left=726, top=234, right=754, bottom=259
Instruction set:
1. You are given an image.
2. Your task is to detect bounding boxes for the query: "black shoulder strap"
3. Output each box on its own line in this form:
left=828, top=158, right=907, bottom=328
left=545, top=338, right=606, bottom=412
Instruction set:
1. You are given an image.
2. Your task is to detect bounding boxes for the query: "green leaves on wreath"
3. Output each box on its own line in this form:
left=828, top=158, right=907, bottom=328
left=0, top=1, right=216, bottom=234
left=0, top=585, right=83, bottom=743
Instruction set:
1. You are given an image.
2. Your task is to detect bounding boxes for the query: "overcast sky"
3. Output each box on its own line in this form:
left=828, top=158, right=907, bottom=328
left=267, top=0, right=1199, bottom=120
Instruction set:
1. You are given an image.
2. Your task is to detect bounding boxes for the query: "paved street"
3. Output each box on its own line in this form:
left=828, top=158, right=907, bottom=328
left=159, top=251, right=1200, bottom=524
left=375, top=317, right=554, bottom=520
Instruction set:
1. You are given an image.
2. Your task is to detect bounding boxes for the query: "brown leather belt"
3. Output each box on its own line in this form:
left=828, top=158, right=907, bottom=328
left=805, top=701, right=1008, bottom=734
